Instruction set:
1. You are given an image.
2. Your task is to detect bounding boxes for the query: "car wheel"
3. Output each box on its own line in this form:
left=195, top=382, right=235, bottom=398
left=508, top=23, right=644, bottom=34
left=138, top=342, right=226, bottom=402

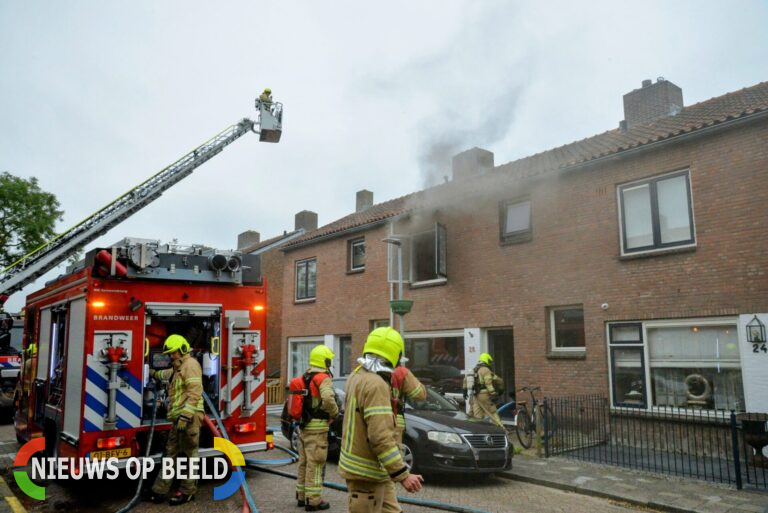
left=291, top=425, right=301, bottom=453
left=401, top=440, right=416, bottom=472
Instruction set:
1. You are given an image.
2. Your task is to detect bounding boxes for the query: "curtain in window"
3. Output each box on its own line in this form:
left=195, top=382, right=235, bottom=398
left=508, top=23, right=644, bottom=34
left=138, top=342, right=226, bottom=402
left=648, top=325, right=744, bottom=411
left=623, top=184, right=653, bottom=249
left=289, top=341, right=317, bottom=378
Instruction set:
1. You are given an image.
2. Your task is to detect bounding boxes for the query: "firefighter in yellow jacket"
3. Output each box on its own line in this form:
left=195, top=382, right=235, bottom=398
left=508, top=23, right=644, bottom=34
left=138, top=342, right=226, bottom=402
left=469, top=352, right=505, bottom=429
left=296, top=345, right=339, bottom=512
left=382, top=360, right=426, bottom=513
left=340, top=327, right=423, bottom=513
left=146, top=335, right=204, bottom=506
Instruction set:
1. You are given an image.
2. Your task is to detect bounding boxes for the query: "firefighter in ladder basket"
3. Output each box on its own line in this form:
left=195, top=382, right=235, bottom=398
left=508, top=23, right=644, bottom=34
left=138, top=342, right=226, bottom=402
left=145, top=335, right=204, bottom=506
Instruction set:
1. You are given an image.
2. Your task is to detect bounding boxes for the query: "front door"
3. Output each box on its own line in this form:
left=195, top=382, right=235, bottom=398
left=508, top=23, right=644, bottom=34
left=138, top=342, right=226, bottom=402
left=488, top=328, right=514, bottom=401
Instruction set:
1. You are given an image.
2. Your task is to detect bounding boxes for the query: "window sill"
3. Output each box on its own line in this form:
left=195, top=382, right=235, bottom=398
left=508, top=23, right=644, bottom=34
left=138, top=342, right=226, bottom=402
left=620, top=244, right=696, bottom=260
left=346, top=268, right=365, bottom=275
left=546, top=350, right=586, bottom=360
left=293, top=298, right=316, bottom=305
left=500, top=232, right=533, bottom=246
left=410, top=278, right=448, bottom=289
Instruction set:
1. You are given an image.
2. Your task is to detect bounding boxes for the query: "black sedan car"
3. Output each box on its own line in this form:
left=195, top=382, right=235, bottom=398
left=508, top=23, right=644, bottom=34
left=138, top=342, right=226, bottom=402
left=281, top=376, right=512, bottom=475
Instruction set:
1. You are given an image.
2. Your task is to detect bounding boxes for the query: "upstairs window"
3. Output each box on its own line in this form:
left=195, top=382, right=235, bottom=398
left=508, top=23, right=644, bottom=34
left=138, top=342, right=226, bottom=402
left=348, top=238, right=365, bottom=272
left=295, top=258, right=317, bottom=301
left=618, top=170, right=694, bottom=255
left=500, top=198, right=532, bottom=244
left=387, top=223, right=447, bottom=285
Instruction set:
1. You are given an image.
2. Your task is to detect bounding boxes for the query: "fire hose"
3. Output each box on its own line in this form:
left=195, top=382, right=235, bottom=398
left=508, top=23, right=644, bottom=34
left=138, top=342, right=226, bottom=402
left=202, top=391, right=259, bottom=513
left=202, top=392, right=490, bottom=513
left=244, top=461, right=492, bottom=513
left=114, top=382, right=159, bottom=513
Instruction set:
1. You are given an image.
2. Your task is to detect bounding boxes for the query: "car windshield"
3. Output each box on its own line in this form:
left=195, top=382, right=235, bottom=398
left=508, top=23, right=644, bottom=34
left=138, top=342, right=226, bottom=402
left=407, top=386, right=459, bottom=412
left=332, top=377, right=458, bottom=412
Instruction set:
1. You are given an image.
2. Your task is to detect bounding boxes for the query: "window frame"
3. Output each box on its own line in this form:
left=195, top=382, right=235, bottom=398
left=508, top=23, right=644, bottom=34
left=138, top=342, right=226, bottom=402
left=608, top=323, right=647, bottom=408
left=348, top=238, right=366, bottom=273
left=548, top=305, right=586, bottom=353
left=338, top=335, right=353, bottom=376
left=408, top=223, right=447, bottom=286
left=287, top=336, right=323, bottom=380
left=617, top=169, right=696, bottom=256
left=606, top=317, right=744, bottom=413
left=294, top=257, right=317, bottom=302
left=499, top=197, right=533, bottom=245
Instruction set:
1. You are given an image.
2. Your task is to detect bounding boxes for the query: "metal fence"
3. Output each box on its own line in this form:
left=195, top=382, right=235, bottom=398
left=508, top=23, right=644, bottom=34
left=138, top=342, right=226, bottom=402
left=542, top=394, right=768, bottom=490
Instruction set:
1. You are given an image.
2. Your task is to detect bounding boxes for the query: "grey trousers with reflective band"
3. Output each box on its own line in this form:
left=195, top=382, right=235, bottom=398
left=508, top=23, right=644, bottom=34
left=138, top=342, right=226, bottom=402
left=151, top=413, right=203, bottom=496
left=347, top=479, right=387, bottom=513
left=296, top=429, right=329, bottom=506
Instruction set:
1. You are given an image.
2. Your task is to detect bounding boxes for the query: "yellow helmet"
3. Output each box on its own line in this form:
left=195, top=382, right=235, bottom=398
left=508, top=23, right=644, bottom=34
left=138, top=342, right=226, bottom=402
left=479, top=352, right=493, bottom=365
left=264, top=87, right=271, bottom=94
left=27, top=343, right=37, bottom=357
left=163, top=334, right=190, bottom=355
left=309, top=344, right=335, bottom=369
left=363, top=327, right=404, bottom=368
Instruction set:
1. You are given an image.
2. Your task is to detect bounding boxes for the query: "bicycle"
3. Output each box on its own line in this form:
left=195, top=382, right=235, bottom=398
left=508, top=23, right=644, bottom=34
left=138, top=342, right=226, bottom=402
left=513, top=386, right=556, bottom=449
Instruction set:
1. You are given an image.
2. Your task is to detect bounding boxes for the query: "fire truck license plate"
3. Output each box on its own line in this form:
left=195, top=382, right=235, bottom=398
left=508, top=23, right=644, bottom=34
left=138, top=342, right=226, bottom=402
left=90, top=448, right=131, bottom=460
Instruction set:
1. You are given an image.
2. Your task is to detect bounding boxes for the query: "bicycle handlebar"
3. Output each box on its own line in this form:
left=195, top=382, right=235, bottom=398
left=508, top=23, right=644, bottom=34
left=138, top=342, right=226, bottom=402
left=519, top=386, right=541, bottom=392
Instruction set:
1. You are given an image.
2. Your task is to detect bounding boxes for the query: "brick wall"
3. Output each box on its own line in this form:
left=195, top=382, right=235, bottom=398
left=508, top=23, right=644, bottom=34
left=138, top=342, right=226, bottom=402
left=279, top=120, right=768, bottom=397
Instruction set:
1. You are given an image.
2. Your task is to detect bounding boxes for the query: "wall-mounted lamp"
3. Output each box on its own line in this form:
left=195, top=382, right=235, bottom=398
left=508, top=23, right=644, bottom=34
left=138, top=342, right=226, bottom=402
left=747, top=315, right=766, bottom=344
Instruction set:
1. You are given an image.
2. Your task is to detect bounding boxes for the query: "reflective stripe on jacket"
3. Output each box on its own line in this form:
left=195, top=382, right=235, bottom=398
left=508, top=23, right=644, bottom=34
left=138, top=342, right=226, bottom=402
left=304, top=366, right=339, bottom=432
left=156, top=353, right=204, bottom=419
left=339, top=366, right=409, bottom=483
left=392, top=367, right=426, bottom=429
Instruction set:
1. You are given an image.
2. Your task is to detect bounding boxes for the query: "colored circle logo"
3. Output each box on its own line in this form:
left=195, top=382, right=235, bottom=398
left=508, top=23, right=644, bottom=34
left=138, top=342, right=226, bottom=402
left=14, top=437, right=45, bottom=500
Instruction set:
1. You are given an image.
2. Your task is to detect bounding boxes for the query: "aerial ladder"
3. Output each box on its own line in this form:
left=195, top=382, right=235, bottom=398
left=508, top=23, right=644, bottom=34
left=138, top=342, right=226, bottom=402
left=0, top=96, right=282, bottom=309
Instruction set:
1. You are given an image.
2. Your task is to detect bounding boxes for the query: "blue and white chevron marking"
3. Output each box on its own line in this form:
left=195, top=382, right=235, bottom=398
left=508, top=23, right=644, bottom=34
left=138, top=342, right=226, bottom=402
left=83, top=355, right=143, bottom=432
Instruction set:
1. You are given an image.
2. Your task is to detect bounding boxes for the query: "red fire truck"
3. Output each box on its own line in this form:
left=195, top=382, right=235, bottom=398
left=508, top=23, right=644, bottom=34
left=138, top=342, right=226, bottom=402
left=16, top=238, right=270, bottom=465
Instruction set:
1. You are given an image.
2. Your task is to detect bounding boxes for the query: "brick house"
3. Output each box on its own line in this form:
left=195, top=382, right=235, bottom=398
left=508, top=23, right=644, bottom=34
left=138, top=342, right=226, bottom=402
left=275, top=78, right=768, bottom=413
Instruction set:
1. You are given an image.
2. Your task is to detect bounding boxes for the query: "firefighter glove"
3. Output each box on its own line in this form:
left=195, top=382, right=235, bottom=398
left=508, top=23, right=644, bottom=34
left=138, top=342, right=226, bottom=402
left=177, top=415, right=191, bottom=432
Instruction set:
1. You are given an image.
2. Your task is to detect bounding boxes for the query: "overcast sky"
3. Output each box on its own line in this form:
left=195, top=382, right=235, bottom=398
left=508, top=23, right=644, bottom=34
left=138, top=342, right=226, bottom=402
left=1, top=1, right=767, bottom=311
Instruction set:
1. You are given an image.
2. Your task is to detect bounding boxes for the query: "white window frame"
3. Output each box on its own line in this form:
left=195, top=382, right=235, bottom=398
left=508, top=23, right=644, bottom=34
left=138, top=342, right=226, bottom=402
left=500, top=197, right=532, bottom=244
left=549, top=305, right=586, bottom=353
left=295, top=257, right=317, bottom=302
left=287, top=336, right=323, bottom=380
left=606, top=317, right=743, bottom=413
left=617, top=169, right=696, bottom=256
left=349, top=238, right=365, bottom=272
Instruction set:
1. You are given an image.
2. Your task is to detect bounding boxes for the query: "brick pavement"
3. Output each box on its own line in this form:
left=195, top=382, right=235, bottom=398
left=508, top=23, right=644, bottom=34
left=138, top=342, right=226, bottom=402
left=504, top=455, right=768, bottom=513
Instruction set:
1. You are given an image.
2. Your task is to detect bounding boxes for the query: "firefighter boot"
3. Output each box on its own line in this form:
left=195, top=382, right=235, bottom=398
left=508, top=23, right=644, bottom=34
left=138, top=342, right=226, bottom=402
left=169, top=491, right=195, bottom=506
left=305, top=500, right=330, bottom=511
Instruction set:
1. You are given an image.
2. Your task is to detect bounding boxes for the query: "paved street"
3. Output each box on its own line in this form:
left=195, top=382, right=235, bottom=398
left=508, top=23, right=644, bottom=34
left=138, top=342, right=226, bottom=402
left=0, top=420, right=660, bottom=513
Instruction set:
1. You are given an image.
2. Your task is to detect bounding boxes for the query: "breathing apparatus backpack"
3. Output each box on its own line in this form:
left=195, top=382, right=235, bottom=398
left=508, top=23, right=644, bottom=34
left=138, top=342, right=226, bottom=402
left=287, top=371, right=330, bottom=426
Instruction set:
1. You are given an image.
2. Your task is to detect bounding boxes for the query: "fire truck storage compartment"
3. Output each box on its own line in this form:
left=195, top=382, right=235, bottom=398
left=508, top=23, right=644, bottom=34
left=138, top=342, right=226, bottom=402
left=143, top=303, right=222, bottom=424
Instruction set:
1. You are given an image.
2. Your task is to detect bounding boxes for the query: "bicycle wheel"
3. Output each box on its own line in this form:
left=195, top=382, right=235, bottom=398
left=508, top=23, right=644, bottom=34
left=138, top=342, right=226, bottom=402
left=515, top=407, right=533, bottom=449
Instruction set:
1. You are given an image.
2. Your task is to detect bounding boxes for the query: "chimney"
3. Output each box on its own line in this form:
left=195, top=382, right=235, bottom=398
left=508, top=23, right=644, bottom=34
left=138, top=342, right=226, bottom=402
left=237, top=230, right=260, bottom=251
left=622, top=77, right=683, bottom=129
left=356, top=190, right=373, bottom=212
left=295, top=210, right=318, bottom=232
left=452, top=147, right=494, bottom=182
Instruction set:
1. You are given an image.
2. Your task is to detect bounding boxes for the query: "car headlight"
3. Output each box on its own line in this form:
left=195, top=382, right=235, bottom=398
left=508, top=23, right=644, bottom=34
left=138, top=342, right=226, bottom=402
left=427, top=431, right=463, bottom=445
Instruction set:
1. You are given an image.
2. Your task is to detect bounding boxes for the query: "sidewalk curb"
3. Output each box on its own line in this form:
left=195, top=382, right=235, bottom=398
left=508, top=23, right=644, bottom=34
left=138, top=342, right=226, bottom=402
left=0, top=475, right=26, bottom=513
left=498, top=471, right=693, bottom=513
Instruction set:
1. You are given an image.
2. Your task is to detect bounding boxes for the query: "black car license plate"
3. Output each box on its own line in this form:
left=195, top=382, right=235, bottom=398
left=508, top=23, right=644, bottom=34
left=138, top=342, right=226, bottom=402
left=477, top=450, right=505, bottom=461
